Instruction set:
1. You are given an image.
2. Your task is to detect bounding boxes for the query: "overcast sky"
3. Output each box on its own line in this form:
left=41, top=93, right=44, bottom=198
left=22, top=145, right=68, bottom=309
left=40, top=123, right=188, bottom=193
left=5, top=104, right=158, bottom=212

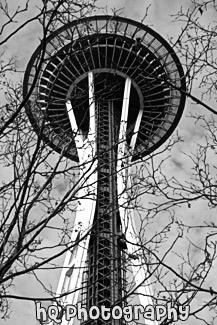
left=1, top=1, right=217, bottom=325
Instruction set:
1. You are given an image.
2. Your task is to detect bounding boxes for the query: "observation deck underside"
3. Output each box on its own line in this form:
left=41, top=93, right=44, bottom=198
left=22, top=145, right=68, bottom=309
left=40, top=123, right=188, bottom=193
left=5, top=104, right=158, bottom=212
left=24, top=15, right=186, bottom=162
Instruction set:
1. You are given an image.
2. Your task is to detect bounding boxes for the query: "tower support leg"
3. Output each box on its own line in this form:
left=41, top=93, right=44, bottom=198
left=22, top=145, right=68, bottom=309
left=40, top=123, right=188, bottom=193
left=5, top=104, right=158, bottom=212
left=117, top=77, right=158, bottom=325
left=53, top=73, right=97, bottom=324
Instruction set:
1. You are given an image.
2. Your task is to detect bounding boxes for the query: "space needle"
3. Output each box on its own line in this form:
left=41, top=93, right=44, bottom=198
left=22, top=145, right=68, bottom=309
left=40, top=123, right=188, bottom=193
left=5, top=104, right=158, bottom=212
left=23, top=15, right=186, bottom=325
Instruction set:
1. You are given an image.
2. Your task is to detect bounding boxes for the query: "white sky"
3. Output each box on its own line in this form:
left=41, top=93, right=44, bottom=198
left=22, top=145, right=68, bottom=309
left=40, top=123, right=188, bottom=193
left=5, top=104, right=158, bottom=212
left=1, top=1, right=217, bottom=325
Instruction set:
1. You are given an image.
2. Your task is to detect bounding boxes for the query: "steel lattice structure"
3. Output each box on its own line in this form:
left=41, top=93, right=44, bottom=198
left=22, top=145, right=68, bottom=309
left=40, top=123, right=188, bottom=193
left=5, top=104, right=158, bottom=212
left=23, top=16, right=186, bottom=325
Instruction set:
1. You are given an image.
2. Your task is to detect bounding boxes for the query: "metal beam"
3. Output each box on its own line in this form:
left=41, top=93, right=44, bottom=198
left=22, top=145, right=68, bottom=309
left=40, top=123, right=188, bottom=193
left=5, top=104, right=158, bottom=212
left=130, top=106, right=143, bottom=152
left=118, top=77, right=131, bottom=157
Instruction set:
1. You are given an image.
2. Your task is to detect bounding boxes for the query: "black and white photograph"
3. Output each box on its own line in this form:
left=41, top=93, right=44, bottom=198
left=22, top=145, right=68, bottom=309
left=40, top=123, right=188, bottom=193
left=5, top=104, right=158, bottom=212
left=0, top=1, right=216, bottom=324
